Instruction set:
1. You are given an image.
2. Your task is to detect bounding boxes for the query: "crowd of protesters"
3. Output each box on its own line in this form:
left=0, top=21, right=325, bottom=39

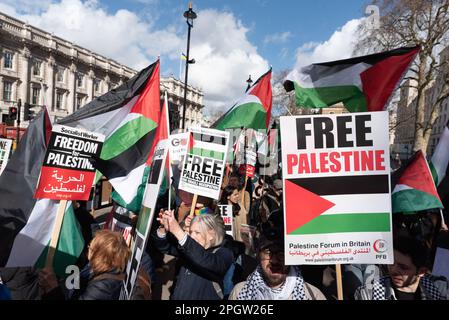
left=1, top=163, right=449, bottom=301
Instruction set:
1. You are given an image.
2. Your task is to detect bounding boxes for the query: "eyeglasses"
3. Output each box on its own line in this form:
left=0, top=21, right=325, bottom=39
left=260, top=248, right=284, bottom=260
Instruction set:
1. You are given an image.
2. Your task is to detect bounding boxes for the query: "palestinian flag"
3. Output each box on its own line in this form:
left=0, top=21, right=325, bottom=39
left=188, top=131, right=226, bottom=161
left=284, top=46, right=420, bottom=112
left=285, top=175, right=391, bottom=235
left=0, top=108, right=84, bottom=276
left=59, top=60, right=160, bottom=212
left=213, top=68, right=272, bottom=130
left=430, top=123, right=449, bottom=186
left=392, top=151, right=443, bottom=213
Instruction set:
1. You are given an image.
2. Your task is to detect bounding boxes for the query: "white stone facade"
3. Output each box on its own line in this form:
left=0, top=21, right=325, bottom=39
left=0, top=12, right=204, bottom=131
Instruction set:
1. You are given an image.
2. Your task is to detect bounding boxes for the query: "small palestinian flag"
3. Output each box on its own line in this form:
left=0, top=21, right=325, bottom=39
left=213, top=68, right=272, bottom=130
left=392, top=150, right=443, bottom=213
left=188, top=131, right=226, bottom=161
left=430, top=123, right=449, bottom=186
left=284, top=46, right=420, bottom=112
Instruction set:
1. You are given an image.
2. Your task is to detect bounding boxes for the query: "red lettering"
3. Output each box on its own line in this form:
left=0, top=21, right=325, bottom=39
left=375, top=150, right=386, bottom=170
left=329, top=152, right=341, bottom=172
left=340, top=151, right=352, bottom=171
left=287, top=154, right=298, bottom=174
left=353, top=150, right=360, bottom=171
left=310, top=153, right=319, bottom=173
left=361, top=150, right=374, bottom=171
left=319, top=152, right=329, bottom=173
left=298, top=153, right=310, bottom=174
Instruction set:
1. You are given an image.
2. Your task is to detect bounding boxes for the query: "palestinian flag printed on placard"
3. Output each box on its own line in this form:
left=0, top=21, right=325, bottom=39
left=188, top=132, right=226, bottom=161
left=392, top=150, right=443, bottom=213
left=285, top=175, right=391, bottom=235
left=213, top=68, right=272, bottom=130
left=430, top=123, right=449, bottom=186
left=284, top=46, right=420, bottom=112
left=59, top=61, right=160, bottom=212
left=0, top=108, right=84, bottom=276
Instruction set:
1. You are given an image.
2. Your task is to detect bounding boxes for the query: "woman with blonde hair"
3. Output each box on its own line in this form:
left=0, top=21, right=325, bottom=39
left=154, top=211, right=233, bottom=299
left=39, top=229, right=150, bottom=300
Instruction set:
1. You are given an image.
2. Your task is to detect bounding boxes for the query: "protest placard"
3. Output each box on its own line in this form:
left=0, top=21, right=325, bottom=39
left=280, top=112, right=393, bottom=265
left=0, top=138, right=12, bottom=175
left=178, top=127, right=230, bottom=200
left=34, top=125, right=104, bottom=201
left=218, top=204, right=233, bottom=237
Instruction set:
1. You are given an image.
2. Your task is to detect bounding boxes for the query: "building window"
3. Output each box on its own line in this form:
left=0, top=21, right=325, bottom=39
left=94, top=79, right=101, bottom=92
left=56, top=91, right=64, bottom=109
left=3, top=81, right=12, bottom=101
left=33, top=60, right=42, bottom=76
left=57, top=68, right=64, bottom=82
left=3, top=52, right=13, bottom=69
left=77, top=74, right=84, bottom=88
left=32, top=87, right=40, bottom=105
left=76, top=95, right=83, bottom=110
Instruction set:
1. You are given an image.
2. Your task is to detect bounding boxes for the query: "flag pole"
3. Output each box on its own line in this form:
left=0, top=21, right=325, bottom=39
left=336, top=264, right=344, bottom=300
left=46, top=199, right=68, bottom=267
left=189, top=194, right=198, bottom=218
left=164, top=91, right=172, bottom=212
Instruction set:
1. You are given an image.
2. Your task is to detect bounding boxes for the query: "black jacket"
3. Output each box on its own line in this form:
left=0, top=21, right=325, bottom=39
left=43, top=269, right=124, bottom=300
left=153, top=233, right=233, bottom=300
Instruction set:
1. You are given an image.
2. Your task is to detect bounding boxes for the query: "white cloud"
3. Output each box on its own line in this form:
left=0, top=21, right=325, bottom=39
left=264, top=31, right=292, bottom=45
left=189, top=9, right=269, bottom=111
left=294, top=18, right=363, bottom=69
left=1, top=2, right=269, bottom=112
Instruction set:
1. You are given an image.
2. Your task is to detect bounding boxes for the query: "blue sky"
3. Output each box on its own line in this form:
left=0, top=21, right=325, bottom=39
left=0, top=0, right=372, bottom=112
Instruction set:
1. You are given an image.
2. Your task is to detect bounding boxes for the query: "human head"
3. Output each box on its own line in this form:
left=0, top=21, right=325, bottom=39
left=88, top=230, right=131, bottom=275
left=388, top=228, right=430, bottom=290
left=190, top=214, right=225, bottom=249
left=256, top=231, right=288, bottom=288
left=228, top=173, right=242, bottom=189
left=220, top=185, right=239, bottom=205
left=273, top=179, right=283, bottom=195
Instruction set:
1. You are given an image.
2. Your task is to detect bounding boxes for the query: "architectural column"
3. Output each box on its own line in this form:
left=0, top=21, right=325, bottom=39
left=46, top=54, right=55, bottom=110
left=19, top=46, right=30, bottom=104
left=87, top=69, right=95, bottom=103
left=104, top=74, right=111, bottom=92
left=67, top=62, right=77, bottom=113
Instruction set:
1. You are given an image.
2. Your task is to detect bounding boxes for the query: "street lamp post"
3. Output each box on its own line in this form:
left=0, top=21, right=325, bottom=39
left=181, top=2, right=197, bottom=130
left=246, top=75, right=253, bottom=92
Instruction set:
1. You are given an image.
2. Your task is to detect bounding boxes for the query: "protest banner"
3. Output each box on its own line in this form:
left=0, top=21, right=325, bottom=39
left=0, top=138, right=12, bottom=175
left=121, top=140, right=168, bottom=300
left=169, top=132, right=190, bottom=164
left=432, top=231, right=449, bottom=280
left=179, top=127, right=230, bottom=200
left=34, top=125, right=105, bottom=201
left=240, top=224, right=257, bottom=257
left=280, top=112, right=393, bottom=266
left=121, top=93, right=170, bottom=300
left=218, top=205, right=233, bottom=236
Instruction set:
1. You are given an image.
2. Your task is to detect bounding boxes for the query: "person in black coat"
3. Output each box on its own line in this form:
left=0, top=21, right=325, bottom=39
left=38, top=230, right=149, bottom=300
left=154, top=211, right=233, bottom=300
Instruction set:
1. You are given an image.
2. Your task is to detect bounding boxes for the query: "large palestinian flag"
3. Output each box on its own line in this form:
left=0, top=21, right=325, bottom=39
left=0, top=109, right=84, bottom=276
left=213, top=68, right=272, bottom=130
left=392, top=150, right=443, bottom=213
left=284, top=46, right=420, bottom=112
left=59, top=61, right=160, bottom=212
left=430, top=123, right=449, bottom=186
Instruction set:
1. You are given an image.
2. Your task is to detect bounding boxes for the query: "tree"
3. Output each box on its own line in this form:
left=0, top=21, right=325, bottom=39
left=354, top=0, right=449, bottom=153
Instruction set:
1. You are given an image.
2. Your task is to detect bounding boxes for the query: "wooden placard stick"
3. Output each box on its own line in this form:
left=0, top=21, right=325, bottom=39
left=189, top=194, right=198, bottom=218
left=336, top=264, right=344, bottom=300
left=45, top=199, right=68, bottom=267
